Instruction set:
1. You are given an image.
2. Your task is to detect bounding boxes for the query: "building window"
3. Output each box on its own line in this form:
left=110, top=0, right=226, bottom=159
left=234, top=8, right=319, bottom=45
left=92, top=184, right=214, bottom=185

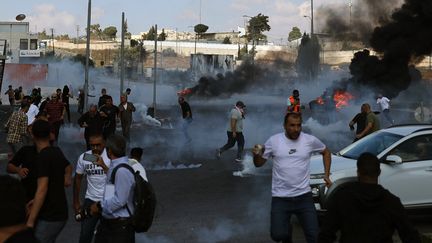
left=20, top=39, right=28, bottom=50
left=30, top=39, right=38, bottom=50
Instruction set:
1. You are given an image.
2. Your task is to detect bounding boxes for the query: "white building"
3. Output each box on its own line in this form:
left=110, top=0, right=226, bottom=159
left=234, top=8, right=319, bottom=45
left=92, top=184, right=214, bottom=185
left=0, top=21, right=40, bottom=63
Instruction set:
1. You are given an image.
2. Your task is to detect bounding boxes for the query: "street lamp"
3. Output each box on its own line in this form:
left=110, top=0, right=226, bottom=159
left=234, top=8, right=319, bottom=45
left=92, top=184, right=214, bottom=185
left=84, top=0, right=91, bottom=111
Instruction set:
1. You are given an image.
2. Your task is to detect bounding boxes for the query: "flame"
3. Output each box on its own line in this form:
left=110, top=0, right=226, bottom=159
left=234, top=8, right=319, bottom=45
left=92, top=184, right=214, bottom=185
left=177, top=88, right=193, bottom=97
left=316, top=96, right=324, bottom=105
left=333, top=90, right=354, bottom=109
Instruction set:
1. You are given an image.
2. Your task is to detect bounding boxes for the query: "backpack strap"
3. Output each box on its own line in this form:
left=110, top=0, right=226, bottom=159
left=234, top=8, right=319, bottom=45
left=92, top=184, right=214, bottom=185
left=110, top=163, right=136, bottom=217
left=110, top=163, right=135, bottom=185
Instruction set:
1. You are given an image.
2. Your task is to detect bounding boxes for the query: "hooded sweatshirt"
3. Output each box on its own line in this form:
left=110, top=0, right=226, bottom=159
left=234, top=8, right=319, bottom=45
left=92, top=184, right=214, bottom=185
left=318, top=181, right=420, bottom=243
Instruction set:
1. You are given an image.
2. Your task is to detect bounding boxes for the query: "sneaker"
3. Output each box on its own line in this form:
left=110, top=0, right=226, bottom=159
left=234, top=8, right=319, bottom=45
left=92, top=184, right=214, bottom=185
left=235, top=157, right=242, bottom=162
left=216, top=149, right=221, bottom=159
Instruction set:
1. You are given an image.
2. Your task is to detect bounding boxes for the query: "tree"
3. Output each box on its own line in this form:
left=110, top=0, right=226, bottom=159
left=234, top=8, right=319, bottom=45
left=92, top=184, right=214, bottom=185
left=55, top=34, right=70, bottom=40
left=85, top=24, right=103, bottom=39
left=246, top=13, right=271, bottom=45
left=103, top=26, right=117, bottom=40
left=288, top=27, right=302, bottom=42
left=222, top=37, right=232, bottom=44
left=194, top=24, right=209, bottom=40
left=145, top=26, right=157, bottom=40
left=123, top=20, right=132, bottom=39
left=158, top=28, right=167, bottom=41
left=38, top=30, right=50, bottom=40
left=296, top=33, right=320, bottom=80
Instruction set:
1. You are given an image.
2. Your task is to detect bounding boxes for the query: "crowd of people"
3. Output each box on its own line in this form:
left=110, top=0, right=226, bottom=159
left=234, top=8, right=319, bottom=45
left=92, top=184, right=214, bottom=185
left=1, top=85, right=421, bottom=243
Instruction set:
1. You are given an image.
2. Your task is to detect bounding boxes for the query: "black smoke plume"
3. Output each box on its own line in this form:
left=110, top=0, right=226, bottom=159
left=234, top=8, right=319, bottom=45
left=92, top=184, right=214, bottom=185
left=186, top=60, right=290, bottom=97
left=319, top=0, right=400, bottom=43
left=349, top=0, right=432, bottom=98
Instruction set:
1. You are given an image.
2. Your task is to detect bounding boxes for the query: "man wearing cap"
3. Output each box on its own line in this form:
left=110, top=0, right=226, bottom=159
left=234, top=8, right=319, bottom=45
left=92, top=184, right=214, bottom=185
left=216, top=101, right=246, bottom=162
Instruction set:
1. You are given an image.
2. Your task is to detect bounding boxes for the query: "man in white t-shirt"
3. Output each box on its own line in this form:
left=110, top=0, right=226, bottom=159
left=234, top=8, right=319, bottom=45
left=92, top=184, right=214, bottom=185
left=216, top=101, right=246, bottom=162
left=376, top=94, right=394, bottom=125
left=73, top=134, right=110, bottom=243
left=129, top=147, right=148, bottom=181
left=253, top=112, right=332, bottom=243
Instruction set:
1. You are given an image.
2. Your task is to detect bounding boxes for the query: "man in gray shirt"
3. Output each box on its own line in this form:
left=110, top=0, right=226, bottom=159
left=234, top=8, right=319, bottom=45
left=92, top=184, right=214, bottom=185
left=216, top=101, right=246, bottom=162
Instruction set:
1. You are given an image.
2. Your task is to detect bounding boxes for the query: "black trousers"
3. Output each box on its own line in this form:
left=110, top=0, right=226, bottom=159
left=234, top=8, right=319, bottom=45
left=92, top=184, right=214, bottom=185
left=220, top=131, right=244, bottom=158
left=94, top=218, right=134, bottom=243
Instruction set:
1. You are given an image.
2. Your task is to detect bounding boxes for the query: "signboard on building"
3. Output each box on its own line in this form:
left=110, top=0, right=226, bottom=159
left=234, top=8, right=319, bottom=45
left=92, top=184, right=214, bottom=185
left=19, top=50, right=41, bottom=57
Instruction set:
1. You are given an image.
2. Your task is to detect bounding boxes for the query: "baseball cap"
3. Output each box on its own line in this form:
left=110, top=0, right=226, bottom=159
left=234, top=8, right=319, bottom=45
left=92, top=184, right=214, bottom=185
left=236, top=101, right=246, bottom=108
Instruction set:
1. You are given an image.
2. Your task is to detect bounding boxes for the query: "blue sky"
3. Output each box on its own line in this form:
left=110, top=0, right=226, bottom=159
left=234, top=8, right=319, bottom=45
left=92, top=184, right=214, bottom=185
left=1, top=0, right=347, bottom=42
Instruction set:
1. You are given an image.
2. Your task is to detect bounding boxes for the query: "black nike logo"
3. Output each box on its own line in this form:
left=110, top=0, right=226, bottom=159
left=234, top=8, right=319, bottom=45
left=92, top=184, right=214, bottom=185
left=289, top=149, right=297, bottom=154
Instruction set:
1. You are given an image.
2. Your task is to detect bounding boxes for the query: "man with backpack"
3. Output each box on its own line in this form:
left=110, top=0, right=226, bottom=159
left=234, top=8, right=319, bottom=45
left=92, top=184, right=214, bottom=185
left=90, top=134, right=135, bottom=243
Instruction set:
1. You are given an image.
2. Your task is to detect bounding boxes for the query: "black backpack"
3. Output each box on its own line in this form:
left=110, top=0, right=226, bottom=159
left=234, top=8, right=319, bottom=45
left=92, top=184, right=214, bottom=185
left=110, top=163, right=156, bottom=232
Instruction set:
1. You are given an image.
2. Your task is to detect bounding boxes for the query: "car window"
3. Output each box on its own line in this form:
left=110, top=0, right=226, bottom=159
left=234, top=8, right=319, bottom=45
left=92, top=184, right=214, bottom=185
left=339, top=132, right=402, bottom=159
left=388, top=135, right=432, bottom=162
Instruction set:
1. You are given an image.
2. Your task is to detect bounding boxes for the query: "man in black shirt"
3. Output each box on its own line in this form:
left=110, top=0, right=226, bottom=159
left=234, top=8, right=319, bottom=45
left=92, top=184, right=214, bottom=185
left=7, top=145, right=39, bottom=202
left=178, top=96, right=192, bottom=143
left=318, top=153, right=421, bottom=243
left=100, top=96, right=119, bottom=139
left=26, top=120, right=72, bottom=243
left=78, top=104, right=104, bottom=149
left=98, top=88, right=110, bottom=108
left=349, top=105, right=367, bottom=142
left=0, top=175, right=39, bottom=243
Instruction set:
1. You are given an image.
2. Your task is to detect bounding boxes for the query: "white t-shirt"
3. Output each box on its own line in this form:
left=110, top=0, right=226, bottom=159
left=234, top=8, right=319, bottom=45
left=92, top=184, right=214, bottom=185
left=227, top=108, right=243, bottom=132
left=377, top=97, right=390, bottom=111
left=263, top=132, right=326, bottom=197
left=75, top=149, right=111, bottom=201
left=128, top=158, right=148, bottom=182
left=26, top=104, right=39, bottom=125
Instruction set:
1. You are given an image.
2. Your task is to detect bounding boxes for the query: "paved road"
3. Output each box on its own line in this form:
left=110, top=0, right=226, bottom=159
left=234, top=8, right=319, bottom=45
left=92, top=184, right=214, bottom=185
left=0, top=104, right=430, bottom=242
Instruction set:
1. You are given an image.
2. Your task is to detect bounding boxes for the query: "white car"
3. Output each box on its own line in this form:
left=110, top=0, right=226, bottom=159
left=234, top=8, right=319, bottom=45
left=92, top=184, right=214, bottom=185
left=310, top=124, right=432, bottom=212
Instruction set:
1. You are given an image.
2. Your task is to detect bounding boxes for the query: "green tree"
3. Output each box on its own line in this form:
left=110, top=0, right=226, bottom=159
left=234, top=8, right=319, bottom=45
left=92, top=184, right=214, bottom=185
left=288, top=27, right=302, bottom=42
left=158, top=28, right=167, bottom=41
left=123, top=20, right=132, bottom=39
left=246, top=13, right=271, bottom=45
left=145, top=26, right=157, bottom=40
left=222, top=36, right=232, bottom=44
left=85, top=24, right=103, bottom=39
left=194, top=24, right=209, bottom=41
left=296, top=33, right=320, bottom=80
left=55, top=34, right=70, bottom=40
left=38, top=30, right=50, bottom=39
left=103, top=26, right=117, bottom=39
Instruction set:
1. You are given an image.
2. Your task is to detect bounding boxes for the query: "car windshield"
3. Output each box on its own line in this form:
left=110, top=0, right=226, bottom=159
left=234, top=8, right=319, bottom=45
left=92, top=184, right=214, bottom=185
left=339, top=131, right=403, bottom=159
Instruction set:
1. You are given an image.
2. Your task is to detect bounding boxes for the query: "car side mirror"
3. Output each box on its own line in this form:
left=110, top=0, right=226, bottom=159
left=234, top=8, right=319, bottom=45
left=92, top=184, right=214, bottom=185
left=386, top=155, right=402, bottom=164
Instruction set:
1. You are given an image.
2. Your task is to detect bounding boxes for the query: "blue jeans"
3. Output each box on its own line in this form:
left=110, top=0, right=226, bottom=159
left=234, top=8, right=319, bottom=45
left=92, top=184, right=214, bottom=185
left=79, top=198, right=101, bottom=243
left=270, top=193, right=319, bottom=243
left=220, top=131, right=244, bottom=159
left=181, top=118, right=192, bottom=142
left=34, top=219, right=66, bottom=243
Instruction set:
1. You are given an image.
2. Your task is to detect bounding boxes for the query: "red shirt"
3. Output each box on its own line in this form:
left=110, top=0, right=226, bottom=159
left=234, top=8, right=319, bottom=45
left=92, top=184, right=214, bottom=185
left=45, top=101, right=65, bottom=123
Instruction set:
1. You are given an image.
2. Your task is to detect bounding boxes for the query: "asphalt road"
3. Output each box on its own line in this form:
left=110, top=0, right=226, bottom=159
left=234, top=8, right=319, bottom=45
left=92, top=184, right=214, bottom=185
left=0, top=103, right=431, bottom=243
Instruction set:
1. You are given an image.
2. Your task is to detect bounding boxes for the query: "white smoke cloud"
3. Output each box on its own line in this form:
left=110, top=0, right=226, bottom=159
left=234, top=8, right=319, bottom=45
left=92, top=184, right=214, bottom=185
left=27, top=4, right=76, bottom=35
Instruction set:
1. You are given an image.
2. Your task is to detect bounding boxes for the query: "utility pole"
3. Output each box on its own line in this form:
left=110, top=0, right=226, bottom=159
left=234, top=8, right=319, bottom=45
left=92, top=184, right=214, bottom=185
left=76, top=25, right=79, bottom=45
left=50, top=28, right=55, bottom=54
left=84, top=0, right=91, bottom=110
left=199, top=0, right=202, bottom=24
left=120, top=12, right=125, bottom=96
left=153, top=24, right=158, bottom=117
left=311, top=0, right=314, bottom=36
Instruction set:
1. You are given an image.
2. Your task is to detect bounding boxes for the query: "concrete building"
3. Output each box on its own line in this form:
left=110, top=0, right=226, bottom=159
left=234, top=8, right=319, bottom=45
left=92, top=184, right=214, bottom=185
left=0, top=21, right=40, bottom=63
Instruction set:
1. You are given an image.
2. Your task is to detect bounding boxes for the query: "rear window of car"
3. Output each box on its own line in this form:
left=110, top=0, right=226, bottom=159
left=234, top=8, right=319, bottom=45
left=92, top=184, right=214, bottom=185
left=339, top=132, right=403, bottom=159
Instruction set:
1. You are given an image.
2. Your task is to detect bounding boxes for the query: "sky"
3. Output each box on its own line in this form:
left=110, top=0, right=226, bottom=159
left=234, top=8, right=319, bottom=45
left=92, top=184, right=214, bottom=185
left=1, top=0, right=348, bottom=43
